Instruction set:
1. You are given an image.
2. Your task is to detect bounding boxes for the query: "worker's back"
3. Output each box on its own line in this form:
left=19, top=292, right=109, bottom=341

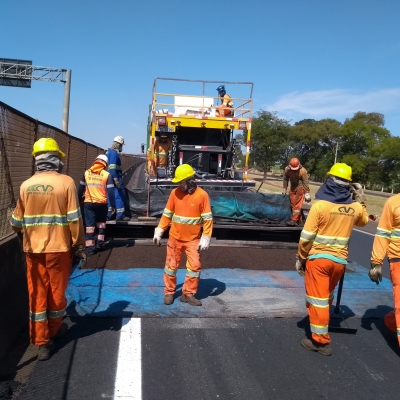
left=301, top=199, right=368, bottom=260
left=12, top=171, right=82, bottom=253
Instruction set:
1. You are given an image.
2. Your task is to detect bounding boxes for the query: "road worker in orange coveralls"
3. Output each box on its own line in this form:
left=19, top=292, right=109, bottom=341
left=296, top=163, right=368, bottom=356
left=153, top=164, right=213, bottom=306
left=11, top=138, right=86, bottom=361
left=369, top=194, right=400, bottom=344
left=283, top=157, right=311, bottom=226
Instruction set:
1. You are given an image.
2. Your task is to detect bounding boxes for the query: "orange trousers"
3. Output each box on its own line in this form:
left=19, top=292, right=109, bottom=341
left=305, top=258, right=345, bottom=344
left=26, top=252, right=72, bottom=346
left=289, top=186, right=305, bottom=223
left=383, top=261, right=400, bottom=345
left=164, top=236, right=201, bottom=296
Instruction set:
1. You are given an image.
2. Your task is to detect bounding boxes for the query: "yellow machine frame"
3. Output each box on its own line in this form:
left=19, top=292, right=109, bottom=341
left=148, top=78, right=253, bottom=180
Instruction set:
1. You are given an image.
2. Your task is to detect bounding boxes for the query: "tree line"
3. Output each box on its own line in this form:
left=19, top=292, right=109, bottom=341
left=236, top=110, right=400, bottom=192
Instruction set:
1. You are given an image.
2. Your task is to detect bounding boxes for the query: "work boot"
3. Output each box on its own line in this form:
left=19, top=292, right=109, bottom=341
left=117, top=216, right=131, bottom=222
left=180, top=294, right=202, bottom=306
left=286, top=220, right=297, bottom=227
left=301, top=338, right=332, bottom=356
left=52, top=322, right=68, bottom=339
left=164, top=294, right=174, bottom=305
left=37, top=340, right=55, bottom=361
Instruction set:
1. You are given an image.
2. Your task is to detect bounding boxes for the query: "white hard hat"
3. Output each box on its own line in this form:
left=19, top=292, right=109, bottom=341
left=113, top=136, right=125, bottom=145
left=96, top=154, right=109, bottom=165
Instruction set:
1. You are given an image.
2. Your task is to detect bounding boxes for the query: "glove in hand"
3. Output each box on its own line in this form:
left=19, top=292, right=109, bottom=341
left=198, top=235, right=211, bottom=252
left=153, top=227, right=164, bottom=247
left=295, top=255, right=306, bottom=277
left=369, top=263, right=382, bottom=285
left=114, top=178, right=121, bottom=189
left=304, top=193, right=311, bottom=203
left=74, top=244, right=87, bottom=269
left=282, top=189, right=287, bottom=196
left=351, top=183, right=365, bottom=204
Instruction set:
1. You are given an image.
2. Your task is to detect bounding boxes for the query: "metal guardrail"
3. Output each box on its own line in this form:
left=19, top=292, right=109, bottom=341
left=0, top=101, right=139, bottom=242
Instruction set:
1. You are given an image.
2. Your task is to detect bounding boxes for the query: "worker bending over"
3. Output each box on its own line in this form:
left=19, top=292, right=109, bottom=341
left=216, top=85, right=234, bottom=117
left=283, top=157, right=311, bottom=226
left=146, top=134, right=172, bottom=175
left=153, top=164, right=213, bottom=306
left=11, top=138, right=86, bottom=361
left=106, top=135, right=130, bottom=221
left=78, top=154, right=116, bottom=255
left=296, top=163, right=368, bottom=356
left=369, top=193, right=400, bottom=344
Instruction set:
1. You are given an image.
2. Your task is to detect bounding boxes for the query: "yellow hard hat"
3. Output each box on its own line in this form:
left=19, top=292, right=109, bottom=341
left=32, top=138, right=66, bottom=158
left=171, top=164, right=195, bottom=183
left=327, top=163, right=352, bottom=181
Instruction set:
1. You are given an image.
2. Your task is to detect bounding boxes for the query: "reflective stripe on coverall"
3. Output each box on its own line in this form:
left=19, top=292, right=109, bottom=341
left=106, top=148, right=126, bottom=219
left=26, top=252, right=72, bottom=346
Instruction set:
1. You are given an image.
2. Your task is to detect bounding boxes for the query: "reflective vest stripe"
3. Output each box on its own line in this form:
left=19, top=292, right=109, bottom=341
left=172, top=215, right=202, bottom=225
left=108, top=164, right=122, bottom=171
left=186, top=268, right=200, bottom=278
left=23, top=215, right=69, bottom=226
left=10, top=216, right=23, bottom=227
left=314, top=235, right=349, bottom=247
left=86, top=183, right=107, bottom=188
left=47, top=309, right=65, bottom=319
left=163, top=208, right=174, bottom=218
left=67, top=208, right=82, bottom=222
left=391, top=229, right=400, bottom=239
left=300, top=230, right=316, bottom=241
left=29, top=310, right=47, bottom=322
left=306, top=295, right=329, bottom=308
left=375, top=228, right=391, bottom=239
left=310, top=323, right=328, bottom=335
left=201, top=212, right=213, bottom=220
left=164, top=266, right=177, bottom=276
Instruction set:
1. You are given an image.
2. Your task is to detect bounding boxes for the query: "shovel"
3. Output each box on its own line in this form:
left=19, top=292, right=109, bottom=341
left=328, top=270, right=358, bottom=334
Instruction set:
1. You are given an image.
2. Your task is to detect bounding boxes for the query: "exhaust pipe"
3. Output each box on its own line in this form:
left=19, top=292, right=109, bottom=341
left=369, top=214, right=378, bottom=222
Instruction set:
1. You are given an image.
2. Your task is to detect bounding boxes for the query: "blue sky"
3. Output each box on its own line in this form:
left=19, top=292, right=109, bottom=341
left=1, top=0, right=400, bottom=154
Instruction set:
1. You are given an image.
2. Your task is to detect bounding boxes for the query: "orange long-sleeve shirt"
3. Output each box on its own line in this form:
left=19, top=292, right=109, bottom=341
left=283, top=166, right=310, bottom=193
left=158, top=186, right=213, bottom=241
left=371, top=194, right=400, bottom=264
left=10, top=171, right=85, bottom=253
left=298, top=200, right=368, bottom=262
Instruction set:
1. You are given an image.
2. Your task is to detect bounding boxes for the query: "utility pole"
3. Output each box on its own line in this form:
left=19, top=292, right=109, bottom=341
left=334, top=141, right=339, bottom=164
left=62, top=69, right=71, bottom=132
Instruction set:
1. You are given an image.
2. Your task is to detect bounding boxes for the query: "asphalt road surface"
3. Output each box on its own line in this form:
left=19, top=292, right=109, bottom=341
left=4, top=223, right=398, bottom=400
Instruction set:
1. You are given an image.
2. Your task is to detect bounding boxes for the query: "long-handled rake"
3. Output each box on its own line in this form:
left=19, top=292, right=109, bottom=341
left=328, top=270, right=358, bottom=334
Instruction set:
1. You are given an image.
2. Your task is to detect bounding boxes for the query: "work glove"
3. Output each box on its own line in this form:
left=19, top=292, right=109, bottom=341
left=351, top=183, right=365, bottom=204
left=369, top=263, right=382, bottom=285
left=295, top=255, right=306, bottom=277
left=282, top=189, right=287, bottom=196
left=304, top=193, right=311, bottom=203
left=74, top=244, right=87, bottom=269
left=114, top=178, right=121, bottom=189
left=153, top=227, right=164, bottom=247
left=198, top=235, right=211, bottom=252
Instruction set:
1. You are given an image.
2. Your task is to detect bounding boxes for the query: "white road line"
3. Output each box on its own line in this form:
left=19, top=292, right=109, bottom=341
left=114, top=318, right=142, bottom=399
left=354, top=229, right=375, bottom=237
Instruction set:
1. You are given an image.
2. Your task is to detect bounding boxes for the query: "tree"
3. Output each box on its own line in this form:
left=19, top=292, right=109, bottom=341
left=249, top=111, right=291, bottom=179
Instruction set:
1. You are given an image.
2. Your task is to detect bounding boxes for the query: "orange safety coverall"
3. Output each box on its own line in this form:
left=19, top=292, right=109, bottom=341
left=283, top=166, right=310, bottom=223
left=216, top=94, right=234, bottom=117
left=157, top=186, right=213, bottom=296
left=11, top=171, right=85, bottom=346
left=298, top=200, right=368, bottom=344
left=146, top=138, right=172, bottom=175
left=371, top=194, right=400, bottom=344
